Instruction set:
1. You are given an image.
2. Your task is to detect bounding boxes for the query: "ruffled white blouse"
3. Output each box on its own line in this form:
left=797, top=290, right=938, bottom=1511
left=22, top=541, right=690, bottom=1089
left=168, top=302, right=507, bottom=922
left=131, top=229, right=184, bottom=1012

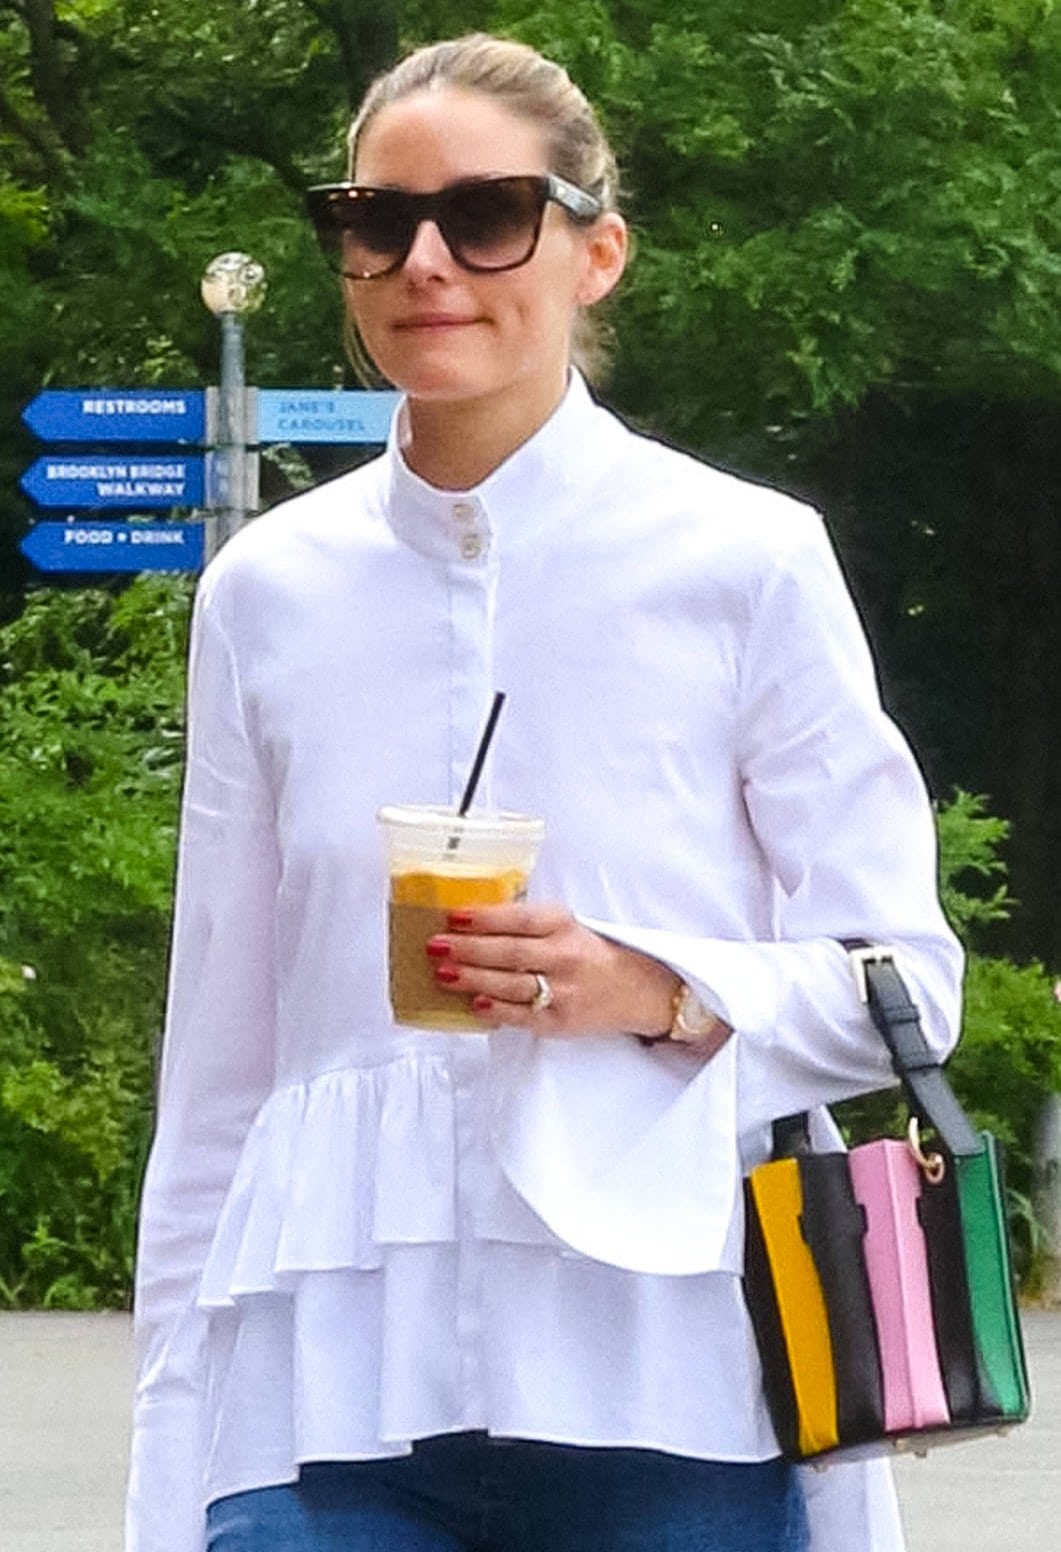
left=126, top=373, right=962, bottom=1552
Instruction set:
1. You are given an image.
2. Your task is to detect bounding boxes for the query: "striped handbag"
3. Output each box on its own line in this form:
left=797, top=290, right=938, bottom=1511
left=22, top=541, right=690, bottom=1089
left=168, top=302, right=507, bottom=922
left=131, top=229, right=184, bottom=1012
left=743, top=946, right=1031, bottom=1462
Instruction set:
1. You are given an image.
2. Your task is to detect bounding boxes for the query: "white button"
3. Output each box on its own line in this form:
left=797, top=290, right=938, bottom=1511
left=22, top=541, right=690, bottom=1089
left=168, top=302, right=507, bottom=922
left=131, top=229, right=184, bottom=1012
left=452, top=500, right=476, bottom=523
left=459, top=534, right=484, bottom=561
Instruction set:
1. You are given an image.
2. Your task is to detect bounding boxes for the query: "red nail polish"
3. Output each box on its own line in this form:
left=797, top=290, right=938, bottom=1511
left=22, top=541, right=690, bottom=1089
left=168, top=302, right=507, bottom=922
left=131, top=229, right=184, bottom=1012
left=448, top=911, right=474, bottom=929
left=435, top=965, right=461, bottom=984
left=472, top=995, right=493, bottom=1012
left=425, top=939, right=451, bottom=958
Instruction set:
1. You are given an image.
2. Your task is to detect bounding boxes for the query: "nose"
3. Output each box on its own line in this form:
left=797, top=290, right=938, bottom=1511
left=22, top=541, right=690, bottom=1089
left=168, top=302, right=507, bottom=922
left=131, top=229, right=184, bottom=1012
left=401, top=217, right=456, bottom=279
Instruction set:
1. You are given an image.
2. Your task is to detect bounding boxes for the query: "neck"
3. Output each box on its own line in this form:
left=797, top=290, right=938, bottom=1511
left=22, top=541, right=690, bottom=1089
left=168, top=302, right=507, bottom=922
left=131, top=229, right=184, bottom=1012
left=401, top=370, right=569, bottom=490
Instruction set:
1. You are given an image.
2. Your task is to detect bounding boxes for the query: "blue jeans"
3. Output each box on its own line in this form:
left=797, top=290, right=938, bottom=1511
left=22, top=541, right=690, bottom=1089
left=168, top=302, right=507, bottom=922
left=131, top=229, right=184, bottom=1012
left=206, top=1432, right=808, bottom=1551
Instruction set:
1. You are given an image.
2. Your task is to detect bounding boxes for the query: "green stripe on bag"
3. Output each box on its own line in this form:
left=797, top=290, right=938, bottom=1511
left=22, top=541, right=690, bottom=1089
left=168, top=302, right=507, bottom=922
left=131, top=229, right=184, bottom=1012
left=954, top=1136, right=1031, bottom=1423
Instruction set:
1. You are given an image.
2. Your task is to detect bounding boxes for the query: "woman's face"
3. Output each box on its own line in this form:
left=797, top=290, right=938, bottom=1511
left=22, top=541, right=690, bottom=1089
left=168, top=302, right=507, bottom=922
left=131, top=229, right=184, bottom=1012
left=348, top=87, right=626, bottom=419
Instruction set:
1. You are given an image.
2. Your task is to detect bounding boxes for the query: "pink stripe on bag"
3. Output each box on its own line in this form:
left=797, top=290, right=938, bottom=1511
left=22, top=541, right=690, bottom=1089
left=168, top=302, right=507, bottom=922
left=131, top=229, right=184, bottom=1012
left=849, top=1139, right=950, bottom=1433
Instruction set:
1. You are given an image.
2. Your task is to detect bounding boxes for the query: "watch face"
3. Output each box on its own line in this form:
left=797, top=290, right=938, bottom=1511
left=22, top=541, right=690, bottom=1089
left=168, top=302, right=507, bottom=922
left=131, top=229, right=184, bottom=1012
left=676, top=987, right=717, bottom=1037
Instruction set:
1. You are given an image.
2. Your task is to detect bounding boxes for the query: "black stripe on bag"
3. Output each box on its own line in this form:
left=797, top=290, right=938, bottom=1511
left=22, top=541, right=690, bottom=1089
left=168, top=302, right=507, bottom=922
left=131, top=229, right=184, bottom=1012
left=742, top=1181, right=801, bottom=1459
left=917, top=1171, right=1002, bottom=1423
left=797, top=1154, right=886, bottom=1445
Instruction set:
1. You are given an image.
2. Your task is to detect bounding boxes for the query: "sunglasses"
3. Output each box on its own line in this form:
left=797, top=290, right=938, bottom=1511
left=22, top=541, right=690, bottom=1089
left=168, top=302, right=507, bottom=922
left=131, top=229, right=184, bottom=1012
left=306, top=174, right=603, bottom=279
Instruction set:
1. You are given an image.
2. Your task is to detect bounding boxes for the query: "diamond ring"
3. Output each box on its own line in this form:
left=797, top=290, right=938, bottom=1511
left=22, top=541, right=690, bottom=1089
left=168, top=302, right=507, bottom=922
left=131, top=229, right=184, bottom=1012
left=530, top=973, right=554, bottom=1012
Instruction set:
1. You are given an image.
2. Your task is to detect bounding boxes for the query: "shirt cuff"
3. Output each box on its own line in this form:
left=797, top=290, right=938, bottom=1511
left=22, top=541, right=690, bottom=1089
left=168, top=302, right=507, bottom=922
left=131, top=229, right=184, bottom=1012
left=575, top=916, right=961, bottom=1140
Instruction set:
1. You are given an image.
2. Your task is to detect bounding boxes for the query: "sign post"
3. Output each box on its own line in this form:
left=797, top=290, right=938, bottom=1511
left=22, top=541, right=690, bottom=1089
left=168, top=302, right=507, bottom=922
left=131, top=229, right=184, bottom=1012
left=200, top=252, right=266, bottom=552
left=18, top=254, right=404, bottom=577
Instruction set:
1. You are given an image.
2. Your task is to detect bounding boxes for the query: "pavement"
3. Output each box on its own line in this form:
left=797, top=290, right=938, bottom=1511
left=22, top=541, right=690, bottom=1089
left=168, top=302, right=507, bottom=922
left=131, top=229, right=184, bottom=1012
left=891, top=1308, right=1061, bottom=1552
left=0, top=1308, right=1058, bottom=1551
left=0, top=1311, right=132, bottom=1552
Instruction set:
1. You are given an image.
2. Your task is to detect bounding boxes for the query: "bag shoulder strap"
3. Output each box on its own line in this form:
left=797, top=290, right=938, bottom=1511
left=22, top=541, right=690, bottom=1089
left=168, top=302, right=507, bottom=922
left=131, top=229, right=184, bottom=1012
left=771, top=942, right=981, bottom=1160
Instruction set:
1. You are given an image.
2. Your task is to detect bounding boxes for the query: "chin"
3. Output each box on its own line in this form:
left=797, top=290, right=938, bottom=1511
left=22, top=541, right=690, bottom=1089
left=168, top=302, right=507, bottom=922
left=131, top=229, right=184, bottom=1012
left=382, top=361, right=500, bottom=404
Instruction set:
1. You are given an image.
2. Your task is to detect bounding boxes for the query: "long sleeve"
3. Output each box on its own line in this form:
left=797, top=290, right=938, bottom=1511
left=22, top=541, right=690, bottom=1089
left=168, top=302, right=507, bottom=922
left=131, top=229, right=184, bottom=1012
left=581, top=512, right=962, bottom=1138
left=126, top=572, right=279, bottom=1552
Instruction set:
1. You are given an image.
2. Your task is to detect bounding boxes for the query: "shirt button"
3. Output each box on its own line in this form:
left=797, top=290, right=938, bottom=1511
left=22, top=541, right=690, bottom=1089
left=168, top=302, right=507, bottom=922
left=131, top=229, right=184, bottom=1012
left=459, top=533, right=484, bottom=561
left=452, top=500, right=476, bottom=523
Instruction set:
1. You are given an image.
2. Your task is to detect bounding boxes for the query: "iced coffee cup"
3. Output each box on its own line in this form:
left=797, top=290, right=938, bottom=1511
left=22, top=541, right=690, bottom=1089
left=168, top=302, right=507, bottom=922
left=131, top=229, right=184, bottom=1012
left=378, top=804, right=545, bottom=1032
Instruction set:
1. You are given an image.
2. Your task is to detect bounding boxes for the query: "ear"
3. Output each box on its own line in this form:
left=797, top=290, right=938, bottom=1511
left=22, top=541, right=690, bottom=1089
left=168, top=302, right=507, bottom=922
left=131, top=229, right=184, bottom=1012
left=575, top=212, right=628, bottom=306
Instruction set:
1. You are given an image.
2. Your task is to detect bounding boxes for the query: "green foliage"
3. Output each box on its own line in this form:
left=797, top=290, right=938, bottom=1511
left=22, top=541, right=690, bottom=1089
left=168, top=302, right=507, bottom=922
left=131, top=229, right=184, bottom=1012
left=8, top=1, right=1058, bottom=460
left=953, top=952, right=1061, bottom=1161
left=936, top=788, right=1016, bottom=937
left=936, top=793, right=1060, bottom=1202
left=0, top=578, right=191, bottom=1306
left=589, top=0, right=1061, bottom=460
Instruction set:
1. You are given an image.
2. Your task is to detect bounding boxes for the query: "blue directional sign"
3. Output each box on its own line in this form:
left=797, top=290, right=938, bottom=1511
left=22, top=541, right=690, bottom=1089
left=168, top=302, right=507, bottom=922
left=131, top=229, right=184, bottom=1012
left=20, top=520, right=205, bottom=573
left=22, top=389, right=205, bottom=444
left=258, top=388, right=398, bottom=444
left=20, top=455, right=205, bottom=509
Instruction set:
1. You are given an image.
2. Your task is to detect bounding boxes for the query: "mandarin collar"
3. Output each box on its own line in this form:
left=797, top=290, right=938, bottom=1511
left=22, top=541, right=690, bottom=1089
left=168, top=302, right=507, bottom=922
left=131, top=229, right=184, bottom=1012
left=383, top=371, right=598, bottom=564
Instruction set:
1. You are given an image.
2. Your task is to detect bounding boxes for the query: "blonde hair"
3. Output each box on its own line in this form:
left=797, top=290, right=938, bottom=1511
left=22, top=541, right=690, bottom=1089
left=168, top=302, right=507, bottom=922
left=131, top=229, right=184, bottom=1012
left=344, top=33, right=622, bottom=382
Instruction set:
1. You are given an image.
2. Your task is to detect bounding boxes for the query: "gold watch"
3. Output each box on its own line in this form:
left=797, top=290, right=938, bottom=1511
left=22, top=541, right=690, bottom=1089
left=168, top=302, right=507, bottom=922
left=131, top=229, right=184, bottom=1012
left=668, top=982, right=719, bottom=1043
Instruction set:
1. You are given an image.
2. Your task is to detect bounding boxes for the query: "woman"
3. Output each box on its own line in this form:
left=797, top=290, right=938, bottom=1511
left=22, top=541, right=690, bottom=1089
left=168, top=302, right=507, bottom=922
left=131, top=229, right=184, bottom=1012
left=126, top=33, right=962, bottom=1552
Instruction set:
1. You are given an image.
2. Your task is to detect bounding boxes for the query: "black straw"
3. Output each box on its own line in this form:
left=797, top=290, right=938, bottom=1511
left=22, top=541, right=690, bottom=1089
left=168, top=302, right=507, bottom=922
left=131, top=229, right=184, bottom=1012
left=458, top=690, right=506, bottom=816
left=446, top=692, right=506, bottom=852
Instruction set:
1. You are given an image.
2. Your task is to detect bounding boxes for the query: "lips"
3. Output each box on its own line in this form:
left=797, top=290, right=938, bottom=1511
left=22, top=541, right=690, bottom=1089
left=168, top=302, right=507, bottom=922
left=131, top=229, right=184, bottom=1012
left=394, top=314, right=479, bottom=330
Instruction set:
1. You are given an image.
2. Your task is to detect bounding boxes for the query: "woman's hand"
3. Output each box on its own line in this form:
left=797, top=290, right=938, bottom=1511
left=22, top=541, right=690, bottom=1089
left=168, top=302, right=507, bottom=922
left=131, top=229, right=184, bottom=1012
left=425, top=901, right=730, bottom=1052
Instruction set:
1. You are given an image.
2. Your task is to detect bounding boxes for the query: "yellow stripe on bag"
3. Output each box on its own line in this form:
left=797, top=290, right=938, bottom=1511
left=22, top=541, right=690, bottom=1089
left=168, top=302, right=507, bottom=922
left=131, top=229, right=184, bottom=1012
left=750, top=1159, right=839, bottom=1456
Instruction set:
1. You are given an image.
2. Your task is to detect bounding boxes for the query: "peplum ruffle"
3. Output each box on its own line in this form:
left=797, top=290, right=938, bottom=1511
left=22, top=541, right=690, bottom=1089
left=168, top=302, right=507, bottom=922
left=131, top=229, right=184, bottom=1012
left=189, top=1048, right=775, bottom=1508
left=197, top=1028, right=747, bottom=1321
left=197, top=1054, right=467, bottom=1307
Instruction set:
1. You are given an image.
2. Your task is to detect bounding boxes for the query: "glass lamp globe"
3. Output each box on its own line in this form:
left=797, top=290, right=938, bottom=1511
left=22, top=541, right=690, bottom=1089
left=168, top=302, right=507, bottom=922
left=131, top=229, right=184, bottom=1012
left=200, top=252, right=267, bottom=316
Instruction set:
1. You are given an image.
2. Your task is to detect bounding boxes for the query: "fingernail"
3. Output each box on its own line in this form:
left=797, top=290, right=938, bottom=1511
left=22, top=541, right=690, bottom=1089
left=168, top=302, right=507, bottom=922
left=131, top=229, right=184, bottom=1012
left=425, top=939, right=451, bottom=958
left=448, top=911, right=474, bottom=929
left=435, top=966, right=461, bottom=984
left=472, top=995, right=493, bottom=1012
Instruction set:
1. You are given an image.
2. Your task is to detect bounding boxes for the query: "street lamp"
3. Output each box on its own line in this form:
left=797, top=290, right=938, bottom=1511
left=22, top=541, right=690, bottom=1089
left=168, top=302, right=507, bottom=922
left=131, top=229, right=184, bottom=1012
left=201, top=251, right=266, bottom=549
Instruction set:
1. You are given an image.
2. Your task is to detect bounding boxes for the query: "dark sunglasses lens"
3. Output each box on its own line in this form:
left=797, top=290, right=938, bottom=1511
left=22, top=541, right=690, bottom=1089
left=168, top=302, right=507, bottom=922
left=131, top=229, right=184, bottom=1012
left=441, top=178, right=546, bottom=270
left=313, top=190, right=413, bottom=277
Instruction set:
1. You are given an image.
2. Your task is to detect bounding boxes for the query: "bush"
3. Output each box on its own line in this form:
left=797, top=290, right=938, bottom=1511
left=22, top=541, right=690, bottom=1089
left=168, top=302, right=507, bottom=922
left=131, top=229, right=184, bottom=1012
left=0, top=579, right=190, bottom=1307
left=937, top=794, right=1061, bottom=1201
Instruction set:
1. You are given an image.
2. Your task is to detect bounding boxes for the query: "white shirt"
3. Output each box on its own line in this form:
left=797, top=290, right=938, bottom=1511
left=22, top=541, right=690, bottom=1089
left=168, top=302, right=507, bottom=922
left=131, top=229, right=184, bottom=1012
left=126, top=373, right=962, bottom=1552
